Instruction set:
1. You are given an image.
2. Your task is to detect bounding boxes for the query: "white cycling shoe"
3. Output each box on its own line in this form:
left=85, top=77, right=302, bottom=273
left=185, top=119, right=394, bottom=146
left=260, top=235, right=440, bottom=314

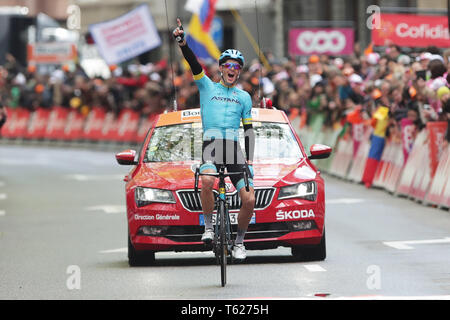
left=232, top=243, right=247, bottom=261
left=201, top=228, right=214, bottom=244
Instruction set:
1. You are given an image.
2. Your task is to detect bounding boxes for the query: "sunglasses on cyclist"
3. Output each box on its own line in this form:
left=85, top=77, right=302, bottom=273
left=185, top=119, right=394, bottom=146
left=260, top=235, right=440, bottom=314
left=221, top=62, right=242, bottom=71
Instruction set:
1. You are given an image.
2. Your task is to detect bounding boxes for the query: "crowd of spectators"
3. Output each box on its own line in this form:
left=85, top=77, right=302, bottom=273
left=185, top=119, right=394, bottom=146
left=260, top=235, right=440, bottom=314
left=1, top=43, right=449, bottom=147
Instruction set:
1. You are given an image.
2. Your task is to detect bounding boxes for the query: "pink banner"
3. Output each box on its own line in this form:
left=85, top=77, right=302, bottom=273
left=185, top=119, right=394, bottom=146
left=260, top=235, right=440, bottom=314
left=289, top=28, right=354, bottom=56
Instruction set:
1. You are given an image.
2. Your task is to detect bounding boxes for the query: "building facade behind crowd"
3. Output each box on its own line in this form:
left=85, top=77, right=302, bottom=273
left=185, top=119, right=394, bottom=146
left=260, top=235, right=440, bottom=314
left=0, top=44, right=450, bottom=146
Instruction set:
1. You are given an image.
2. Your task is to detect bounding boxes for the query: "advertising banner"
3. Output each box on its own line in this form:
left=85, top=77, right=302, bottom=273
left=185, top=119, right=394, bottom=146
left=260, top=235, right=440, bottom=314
left=82, top=107, right=106, bottom=141
left=400, top=118, right=416, bottom=163
left=27, top=42, right=77, bottom=64
left=44, top=106, right=69, bottom=140
left=427, top=121, right=448, bottom=177
left=372, top=13, right=450, bottom=48
left=288, top=28, right=354, bottom=56
left=89, top=4, right=161, bottom=65
left=0, top=107, right=31, bottom=138
left=26, top=108, right=51, bottom=139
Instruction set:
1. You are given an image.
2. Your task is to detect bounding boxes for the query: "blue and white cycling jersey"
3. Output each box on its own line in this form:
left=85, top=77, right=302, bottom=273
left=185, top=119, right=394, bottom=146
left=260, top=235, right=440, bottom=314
left=193, top=71, right=253, bottom=141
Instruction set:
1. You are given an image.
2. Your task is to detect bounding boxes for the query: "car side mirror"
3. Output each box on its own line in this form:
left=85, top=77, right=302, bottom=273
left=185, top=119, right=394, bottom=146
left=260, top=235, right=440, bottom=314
left=308, top=144, right=332, bottom=160
left=116, top=149, right=137, bottom=165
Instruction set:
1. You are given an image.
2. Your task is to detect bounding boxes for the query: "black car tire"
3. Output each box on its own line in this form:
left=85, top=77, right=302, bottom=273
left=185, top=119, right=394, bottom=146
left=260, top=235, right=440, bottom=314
left=128, top=233, right=156, bottom=266
left=291, top=228, right=326, bottom=262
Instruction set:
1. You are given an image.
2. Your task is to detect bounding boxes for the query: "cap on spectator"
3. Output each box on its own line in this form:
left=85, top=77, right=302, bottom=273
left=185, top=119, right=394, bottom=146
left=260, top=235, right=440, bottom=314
left=417, top=52, right=432, bottom=61
left=309, top=55, right=320, bottom=64
left=437, top=86, right=450, bottom=100
left=296, top=65, right=309, bottom=74
left=310, top=74, right=323, bottom=87
left=409, top=86, right=417, bottom=98
left=174, top=76, right=183, bottom=87
left=62, top=64, right=70, bottom=72
left=262, top=77, right=275, bottom=95
left=334, top=57, right=344, bottom=69
left=430, top=77, right=448, bottom=91
left=397, top=54, right=411, bottom=65
left=150, top=72, right=161, bottom=82
left=372, top=88, right=382, bottom=100
left=430, top=54, right=444, bottom=63
left=349, top=73, right=363, bottom=84
left=366, top=53, right=380, bottom=65
left=35, top=84, right=45, bottom=93
left=27, top=65, right=36, bottom=73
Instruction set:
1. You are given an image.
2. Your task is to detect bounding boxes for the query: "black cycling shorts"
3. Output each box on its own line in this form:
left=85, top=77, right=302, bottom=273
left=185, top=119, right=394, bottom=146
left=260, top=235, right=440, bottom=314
left=200, top=139, right=253, bottom=191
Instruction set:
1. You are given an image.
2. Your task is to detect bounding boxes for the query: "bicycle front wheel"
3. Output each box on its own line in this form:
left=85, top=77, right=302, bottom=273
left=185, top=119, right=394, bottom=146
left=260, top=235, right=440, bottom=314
left=218, top=200, right=227, bottom=287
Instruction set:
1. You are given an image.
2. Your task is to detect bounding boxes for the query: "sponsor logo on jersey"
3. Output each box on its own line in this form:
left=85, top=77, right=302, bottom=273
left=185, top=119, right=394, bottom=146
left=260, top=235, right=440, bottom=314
left=210, top=96, right=242, bottom=105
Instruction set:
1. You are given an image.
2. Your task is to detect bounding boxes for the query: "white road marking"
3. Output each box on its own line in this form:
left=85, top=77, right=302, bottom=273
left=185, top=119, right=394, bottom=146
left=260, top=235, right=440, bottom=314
left=327, top=198, right=365, bottom=204
left=383, top=237, right=450, bottom=250
left=65, top=174, right=124, bottom=181
left=86, top=205, right=125, bottom=214
left=0, top=194, right=7, bottom=200
left=303, top=264, right=326, bottom=272
left=0, top=210, right=5, bottom=216
left=99, top=247, right=127, bottom=254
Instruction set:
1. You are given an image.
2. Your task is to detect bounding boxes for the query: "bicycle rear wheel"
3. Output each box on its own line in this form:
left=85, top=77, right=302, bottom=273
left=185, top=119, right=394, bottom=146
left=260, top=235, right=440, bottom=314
left=218, top=201, right=227, bottom=287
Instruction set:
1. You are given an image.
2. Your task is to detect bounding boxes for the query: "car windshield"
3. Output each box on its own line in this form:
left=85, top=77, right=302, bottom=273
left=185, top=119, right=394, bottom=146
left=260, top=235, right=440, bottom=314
left=144, top=122, right=304, bottom=162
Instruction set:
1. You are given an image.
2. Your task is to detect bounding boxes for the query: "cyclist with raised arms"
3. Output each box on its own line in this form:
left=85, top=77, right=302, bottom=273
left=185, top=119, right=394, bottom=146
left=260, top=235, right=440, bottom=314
left=173, top=18, right=255, bottom=260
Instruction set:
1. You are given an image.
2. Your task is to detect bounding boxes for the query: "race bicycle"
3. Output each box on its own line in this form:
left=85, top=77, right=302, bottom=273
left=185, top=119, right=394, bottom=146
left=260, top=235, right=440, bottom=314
left=194, top=164, right=250, bottom=287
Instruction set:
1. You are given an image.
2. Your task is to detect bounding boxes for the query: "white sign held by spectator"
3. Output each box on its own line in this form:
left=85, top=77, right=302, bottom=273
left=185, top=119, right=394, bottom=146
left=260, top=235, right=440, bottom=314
left=89, top=4, right=161, bottom=65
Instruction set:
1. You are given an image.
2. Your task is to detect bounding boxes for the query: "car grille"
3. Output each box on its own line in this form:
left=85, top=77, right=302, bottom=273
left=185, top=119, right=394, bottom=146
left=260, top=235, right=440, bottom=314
left=177, top=188, right=275, bottom=212
left=162, top=222, right=291, bottom=243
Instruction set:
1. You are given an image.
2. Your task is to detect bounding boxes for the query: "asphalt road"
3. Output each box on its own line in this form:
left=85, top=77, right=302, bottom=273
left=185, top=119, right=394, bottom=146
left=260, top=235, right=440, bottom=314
left=1, top=144, right=450, bottom=300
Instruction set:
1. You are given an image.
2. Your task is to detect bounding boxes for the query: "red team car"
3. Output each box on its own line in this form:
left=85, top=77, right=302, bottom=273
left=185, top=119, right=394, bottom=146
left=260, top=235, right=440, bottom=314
left=116, top=108, right=331, bottom=266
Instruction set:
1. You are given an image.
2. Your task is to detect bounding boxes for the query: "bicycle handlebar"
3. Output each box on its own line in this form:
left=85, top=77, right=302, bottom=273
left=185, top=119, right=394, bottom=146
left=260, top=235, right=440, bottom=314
left=194, top=164, right=250, bottom=193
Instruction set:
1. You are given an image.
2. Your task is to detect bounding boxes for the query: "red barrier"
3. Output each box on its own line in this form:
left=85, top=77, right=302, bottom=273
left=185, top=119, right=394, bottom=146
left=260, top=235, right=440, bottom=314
left=408, top=148, right=431, bottom=201
left=1, top=107, right=31, bottom=138
left=99, top=112, right=118, bottom=141
left=136, top=113, right=159, bottom=143
left=63, top=110, right=85, bottom=140
left=427, top=122, right=448, bottom=177
left=441, top=150, right=450, bottom=207
left=347, top=128, right=371, bottom=183
left=396, top=131, right=427, bottom=197
left=44, top=106, right=69, bottom=140
left=115, top=109, right=140, bottom=142
left=372, top=139, right=404, bottom=193
left=0, top=105, right=163, bottom=143
left=26, top=108, right=51, bottom=139
left=384, top=142, right=405, bottom=193
left=82, top=107, right=106, bottom=141
left=328, top=135, right=353, bottom=178
left=426, top=145, right=450, bottom=207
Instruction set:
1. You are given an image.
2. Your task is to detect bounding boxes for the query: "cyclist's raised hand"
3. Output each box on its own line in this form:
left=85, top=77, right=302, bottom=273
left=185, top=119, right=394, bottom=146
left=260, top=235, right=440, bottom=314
left=173, top=18, right=185, bottom=45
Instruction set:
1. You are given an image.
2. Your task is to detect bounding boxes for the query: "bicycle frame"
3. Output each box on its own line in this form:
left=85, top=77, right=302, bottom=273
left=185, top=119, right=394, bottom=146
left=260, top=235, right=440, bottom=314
left=194, top=163, right=249, bottom=287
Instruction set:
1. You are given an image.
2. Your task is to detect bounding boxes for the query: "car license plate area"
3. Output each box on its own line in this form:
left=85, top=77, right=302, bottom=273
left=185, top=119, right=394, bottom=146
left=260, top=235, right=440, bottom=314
left=199, top=213, right=255, bottom=225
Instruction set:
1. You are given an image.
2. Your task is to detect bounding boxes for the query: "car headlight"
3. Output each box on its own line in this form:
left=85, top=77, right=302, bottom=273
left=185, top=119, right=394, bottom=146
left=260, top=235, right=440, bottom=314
left=278, top=181, right=317, bottom=201
left=135, top=187, right=176, bottom=207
